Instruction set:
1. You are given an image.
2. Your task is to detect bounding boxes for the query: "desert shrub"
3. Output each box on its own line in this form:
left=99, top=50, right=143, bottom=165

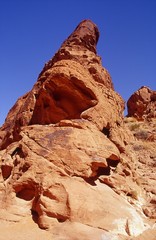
left=124, top=117, right=137, bottom=123
left=133, top=144, right=144, bottom=151
left=134, top=129, right=149, bottom=140
left=129, top=123, right=140, bottom=131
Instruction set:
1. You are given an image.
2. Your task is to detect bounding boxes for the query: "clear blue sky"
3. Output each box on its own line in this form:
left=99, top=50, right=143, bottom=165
left=0, top=0, right=156, bottom=126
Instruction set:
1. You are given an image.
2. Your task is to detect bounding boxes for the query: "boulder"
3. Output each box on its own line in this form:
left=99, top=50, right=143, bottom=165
left=127, top=86, right=156, bottom=119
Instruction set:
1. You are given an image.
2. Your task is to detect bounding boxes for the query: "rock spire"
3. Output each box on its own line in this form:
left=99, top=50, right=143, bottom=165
left=0, top=20, right=155, bottom=239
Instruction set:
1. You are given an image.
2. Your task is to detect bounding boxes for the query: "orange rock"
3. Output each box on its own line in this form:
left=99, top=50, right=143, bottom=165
left=0, top=20, right=154, bottom=239
left=127, top=86, right=156, bottom=119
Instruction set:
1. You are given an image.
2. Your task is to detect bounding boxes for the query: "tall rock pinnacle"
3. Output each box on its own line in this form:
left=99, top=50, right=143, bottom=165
left=61, top=19, right=99, bottom=53
left=0, top=19, right=122, bottom=149
left=0, top=20, right=153, bottom=239
left=40, top=19, right=113, bottom=89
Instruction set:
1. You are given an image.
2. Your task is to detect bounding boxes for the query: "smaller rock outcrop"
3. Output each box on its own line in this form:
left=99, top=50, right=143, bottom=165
left=127, top=86, right=156, bottom=120
left=125, top=86, right=156, bottom=222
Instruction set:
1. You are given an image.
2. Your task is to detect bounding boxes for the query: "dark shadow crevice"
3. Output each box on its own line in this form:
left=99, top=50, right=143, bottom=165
left=16, top=187, right=35, bottom=201
left=1, top=165, right=13, bottom=180
left=101, top=124, right=110, bottom=138
left=84, top=158, right=120, bottom=186
left=31, top=210, right=39, bottom=225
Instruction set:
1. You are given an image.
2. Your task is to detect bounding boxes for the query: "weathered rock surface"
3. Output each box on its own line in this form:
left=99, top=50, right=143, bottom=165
left=0, top=20, right=127, bottom=151
left=124, top=117, right=156, bottom=220
left=126, top=86, right=156, bottom=221
left=0, top=20, right=155, bottom=239
left=127, top=86, right=156, bottom=119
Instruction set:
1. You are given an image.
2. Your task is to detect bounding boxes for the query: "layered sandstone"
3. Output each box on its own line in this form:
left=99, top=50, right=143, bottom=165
left=0, top=20, right=155, bottom=239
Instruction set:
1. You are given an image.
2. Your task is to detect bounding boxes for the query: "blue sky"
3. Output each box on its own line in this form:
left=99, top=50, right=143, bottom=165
left=0, top=0, right=156, bottom=126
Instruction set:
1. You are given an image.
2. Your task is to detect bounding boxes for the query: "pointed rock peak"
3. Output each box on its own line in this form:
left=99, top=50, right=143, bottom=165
left=0, top=19, right=122, bottom=149
left=62, top=19, right=99, bottom=53
left=40, top=19, right=113, bottom=88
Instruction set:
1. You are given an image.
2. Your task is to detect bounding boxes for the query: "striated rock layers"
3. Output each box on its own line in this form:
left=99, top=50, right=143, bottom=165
left=0, top=20, right=155, bottom=239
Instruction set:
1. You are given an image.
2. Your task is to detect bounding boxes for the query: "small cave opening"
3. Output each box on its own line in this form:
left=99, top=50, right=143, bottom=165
left=11, top=147, right=25, bottom=162
left=1, top=165, right=13, bottom=180
left=57, top=217, right=67, bottom=223
left=31, top=209, right=39, bottom=224
left=94, top=158, right=120, bottom=179
left=96, top=166, right=111, bottom=176
left=126, top=192, right=133, bottom=197
left=83, top=177, right=97, bottom=186
left=106, top=158, right=119, bottom=168
left=84, top=158, right=120, bottom=186
left=11, top=147, right=21, bottom=157
left=84, top=166, right=111, bottom=186
left=102, top=126, right=110, bottom=138
left=16, top=187, right=35, bottom=201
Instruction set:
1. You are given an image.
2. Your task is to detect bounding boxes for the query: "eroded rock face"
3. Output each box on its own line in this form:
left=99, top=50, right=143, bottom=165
left=0, top=121, right=147, bottom=236
left=127, top=86, right=156, bottom=119
left=0, top=20, right=155, bottom=239
left=0, top=20, right=127, bottom=152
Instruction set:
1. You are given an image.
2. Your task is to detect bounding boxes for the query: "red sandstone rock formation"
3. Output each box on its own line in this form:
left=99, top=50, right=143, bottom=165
left=127, top=86, right=156, bottom=119
left=0, top=20, right=155, bottom=239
